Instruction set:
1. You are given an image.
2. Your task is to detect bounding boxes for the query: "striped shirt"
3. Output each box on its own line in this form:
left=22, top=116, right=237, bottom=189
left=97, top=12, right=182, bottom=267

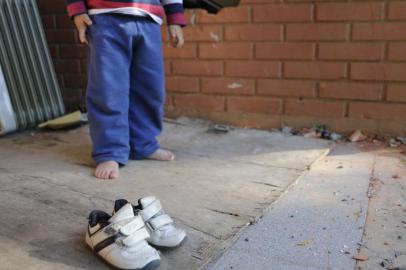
left=66, top=0, right=186, bottom=26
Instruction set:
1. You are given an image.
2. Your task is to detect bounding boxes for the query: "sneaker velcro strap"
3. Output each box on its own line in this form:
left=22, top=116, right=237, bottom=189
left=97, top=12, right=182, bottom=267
left=141, top=199, right=162, bottom=221
left=120, top=216, right=144, bottom=236
left=149, top=214, right=173, bottom=230
left=122, top=227, right=150, bottom=247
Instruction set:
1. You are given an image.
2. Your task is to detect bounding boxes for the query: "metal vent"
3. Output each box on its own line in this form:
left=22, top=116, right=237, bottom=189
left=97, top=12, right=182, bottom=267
left=0, top=0, right=65, bottom=135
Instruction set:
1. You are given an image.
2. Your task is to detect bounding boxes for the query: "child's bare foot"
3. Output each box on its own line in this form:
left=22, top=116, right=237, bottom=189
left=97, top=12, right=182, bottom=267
left=94, top=161, right=119, bottom=179
left=148, top=149, right=175, bottom=161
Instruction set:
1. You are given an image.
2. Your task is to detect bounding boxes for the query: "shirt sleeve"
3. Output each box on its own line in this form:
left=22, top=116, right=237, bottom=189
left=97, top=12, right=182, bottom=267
left=161, top=0, right=186, bottom=26
left=66, top=0, right=88, bottom=18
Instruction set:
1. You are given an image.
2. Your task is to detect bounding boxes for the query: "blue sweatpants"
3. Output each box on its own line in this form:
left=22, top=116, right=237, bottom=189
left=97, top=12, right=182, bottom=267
left=86, top=14, right=165, bottom=165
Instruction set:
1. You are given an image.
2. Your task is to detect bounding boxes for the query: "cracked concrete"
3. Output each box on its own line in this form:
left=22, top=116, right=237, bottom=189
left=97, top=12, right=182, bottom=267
left=0, top=117, right=331, bottom=270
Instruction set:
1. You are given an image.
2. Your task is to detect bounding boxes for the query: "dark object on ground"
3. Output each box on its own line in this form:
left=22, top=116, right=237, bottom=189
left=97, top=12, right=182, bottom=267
left=184, top=0, right=240, bottom=14
left=207, top=124, right=232, bottom=134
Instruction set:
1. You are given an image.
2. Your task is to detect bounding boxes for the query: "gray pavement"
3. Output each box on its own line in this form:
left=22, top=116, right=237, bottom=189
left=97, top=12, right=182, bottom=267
left=208, top=144, right=375, bottom=270
left=0, top=118, right=331, bottom=270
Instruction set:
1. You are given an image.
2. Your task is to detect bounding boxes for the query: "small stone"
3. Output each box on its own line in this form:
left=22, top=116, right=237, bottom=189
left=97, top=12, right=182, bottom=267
left=244, top=238, right=249, bottom=242
left=349, top=130, right=367, bottom=142
left=281, top=126, right=293, bottom=135
left=353, top=253, right=368, bottom=261
left=303, top=130, right=321, bottom=139
left=330, top=132, right=342, bottom=141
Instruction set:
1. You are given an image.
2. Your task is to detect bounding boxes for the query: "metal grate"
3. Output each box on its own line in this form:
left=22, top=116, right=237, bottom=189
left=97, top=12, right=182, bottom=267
left=0, top=0, right=64, bottom=135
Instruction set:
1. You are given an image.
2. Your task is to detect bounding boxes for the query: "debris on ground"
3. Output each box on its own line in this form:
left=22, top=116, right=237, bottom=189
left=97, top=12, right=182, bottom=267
left=397, top=136, right=406, bottom=144
left=207, top=124, right=233, bottom=134
left=279, top=124, right=404, bottom=148
left=353, top=253, right=369, bottom=261
left=349, top=130, right=368, bottom=142
left=303, top=130, right=321, bottom=139
left=281, top=126, right=294, bottom=135
left=390, top=138, right=402, bottom=148
left=297, top=238, right=314, bottom=247
left=38, top=110, right=87, bottom=130
left=294, top=124, right=342, bottom=141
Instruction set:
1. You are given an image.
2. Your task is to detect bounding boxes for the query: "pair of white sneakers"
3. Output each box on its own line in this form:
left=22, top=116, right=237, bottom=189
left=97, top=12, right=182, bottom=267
left=85, top=196, right=186, bottom=270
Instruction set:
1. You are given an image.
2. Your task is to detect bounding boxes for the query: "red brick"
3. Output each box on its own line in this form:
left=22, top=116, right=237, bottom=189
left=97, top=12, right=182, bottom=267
left=173, top=95, right=225, bottom=112
left=183, top=25, right=223, bottom=42
left=41, top=15, right=55, bottom=29
left=319, top=82, right=383, bottom=101
left=199, top=43, right=252, bottom=59
left=388, top=43, right=406, bottom=61
left=318, top=43, right=384, bottom=61
left=286, top=24, right=347, bottom=41
left=387, top=84, right=406, bottom=102
left=166, top=77, right=199, bottom=93
left=201, top=78, right=255, bottom=95
left=60, top=45, right=88, bottom=59
left=55, top=14, right=74, bottom=29
left=285, top=99, right=346, bottom=118
left=257, top=80, right=316, bottom=97
left=256, top=43, right=315, bottom=60
left=63, top=74, right=87, bottom=88
left=38, top=0, right=67, bottom=14
left=227, top=97, right=282, bottom=114
left=352, top=23, right=406, bottom=40
left=351, top=63, right=406, bottom=82
left=165, top=95, right=174, bottom=110
left=48, top=45, right=59, bottom=58
left=172, top=60, right=222, bottom=76
left=164, top=60, right=171, bottom=75
left=225, top=61, right=280, bottom=78
left=163, top=43, right=197, bottom=59
left=225, top=25, right=281, bottom=41
left=61, top=88, right=83, bottom=103
left=45, top=30, right=77, bottom=44
left=285, top=62, right=347, bottom=79
left=316, top=2, right=383, bottom=21
left=253, top=4, right=312, bottom=22
left=196, top=6, right=250, bottom=23
left=53, top=59, right=81, bottom=73
left=349, top=102, right=406, bottom=120
left=388, top=1, right=406, bottom=20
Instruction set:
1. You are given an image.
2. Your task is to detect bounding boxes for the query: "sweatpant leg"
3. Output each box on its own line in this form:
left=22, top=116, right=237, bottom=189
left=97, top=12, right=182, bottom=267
left=86, top=14, right=132, bottom=165
left=128, top=20, right=165, bottom=159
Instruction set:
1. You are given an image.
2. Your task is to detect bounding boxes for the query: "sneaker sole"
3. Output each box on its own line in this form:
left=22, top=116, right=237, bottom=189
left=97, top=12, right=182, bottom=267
left=86, top=239, right=160, bottom=270
left=149, top=234, right=187, bottom=250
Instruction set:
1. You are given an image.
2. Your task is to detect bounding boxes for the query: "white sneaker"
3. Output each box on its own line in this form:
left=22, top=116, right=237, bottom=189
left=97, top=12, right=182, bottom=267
left=114, top=197, right=187, bottom=248
left=85, top=203, right=160, bottom=270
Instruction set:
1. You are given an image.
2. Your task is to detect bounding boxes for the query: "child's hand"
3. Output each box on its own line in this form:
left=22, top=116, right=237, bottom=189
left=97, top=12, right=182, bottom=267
left=168, top=25, right=184, bottom=48
left=74, top=14, right=93, bottom=45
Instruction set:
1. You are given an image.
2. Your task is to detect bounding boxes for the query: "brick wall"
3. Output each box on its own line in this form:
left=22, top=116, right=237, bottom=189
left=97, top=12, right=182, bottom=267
left=38, top=0, right=87, bottom=111
left=38, top=0, right=406, bottom=134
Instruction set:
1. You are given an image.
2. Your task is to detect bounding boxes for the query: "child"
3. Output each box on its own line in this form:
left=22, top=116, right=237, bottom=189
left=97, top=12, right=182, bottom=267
left=66, top=0, right=185, bottom=179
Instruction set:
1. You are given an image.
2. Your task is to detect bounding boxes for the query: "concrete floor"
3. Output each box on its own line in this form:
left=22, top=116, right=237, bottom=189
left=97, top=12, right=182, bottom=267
left=207, top=143, right=406, bottom=270
left=0, top=118, right=331, bottom=270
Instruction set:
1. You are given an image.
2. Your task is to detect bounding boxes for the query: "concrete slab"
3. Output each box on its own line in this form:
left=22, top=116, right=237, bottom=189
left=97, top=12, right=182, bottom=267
left=209, top=144, right=374, bottom=270
left=0, top=118, right=331, bottom=270
left=356, top=150, right=406, bottom=270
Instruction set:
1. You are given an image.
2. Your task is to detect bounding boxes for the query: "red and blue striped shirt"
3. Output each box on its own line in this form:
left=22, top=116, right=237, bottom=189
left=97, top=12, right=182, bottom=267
left=67, top=0, right=186, bottom=26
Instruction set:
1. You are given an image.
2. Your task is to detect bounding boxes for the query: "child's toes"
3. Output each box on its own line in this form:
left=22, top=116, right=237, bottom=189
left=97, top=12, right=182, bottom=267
left=110, top=170, right=119, bottom=179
